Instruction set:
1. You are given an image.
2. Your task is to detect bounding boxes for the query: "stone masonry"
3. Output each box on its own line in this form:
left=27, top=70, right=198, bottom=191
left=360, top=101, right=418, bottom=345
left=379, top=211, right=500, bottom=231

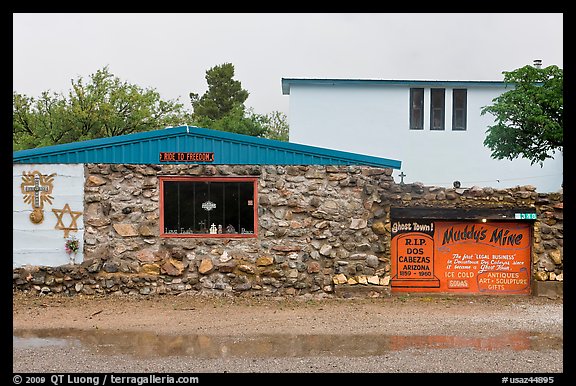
left=13, top=164, right=563, bottom=298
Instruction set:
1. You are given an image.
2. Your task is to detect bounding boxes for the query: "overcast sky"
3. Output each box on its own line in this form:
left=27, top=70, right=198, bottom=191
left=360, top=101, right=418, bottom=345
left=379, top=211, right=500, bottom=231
left=13, top=13, right=563, bottom=117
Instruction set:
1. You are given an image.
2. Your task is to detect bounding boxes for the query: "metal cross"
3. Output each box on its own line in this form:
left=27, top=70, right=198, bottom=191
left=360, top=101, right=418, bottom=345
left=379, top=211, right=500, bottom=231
left=22, top=172, right=53, bottom=208
left=25, top=174, right=48, bottom=208
left=398, top=172, right=406, bottom=185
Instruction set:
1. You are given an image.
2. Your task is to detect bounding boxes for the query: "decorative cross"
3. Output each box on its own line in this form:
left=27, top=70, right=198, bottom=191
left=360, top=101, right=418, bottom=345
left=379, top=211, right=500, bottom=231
left=21, top=171, right=56, bottom=224
left=21, top=171, right=55, bottom=209
left=398, top=172, right=406, bottom=184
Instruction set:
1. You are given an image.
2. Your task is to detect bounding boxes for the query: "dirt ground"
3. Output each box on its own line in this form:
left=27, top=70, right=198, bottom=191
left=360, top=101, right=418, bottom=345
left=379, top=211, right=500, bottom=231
left=12, top=292, right=564, bottom=375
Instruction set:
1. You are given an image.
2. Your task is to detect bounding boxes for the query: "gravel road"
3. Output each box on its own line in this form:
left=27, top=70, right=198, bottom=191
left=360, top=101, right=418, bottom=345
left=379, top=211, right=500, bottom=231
left=12, top=292, right=564, bottom=376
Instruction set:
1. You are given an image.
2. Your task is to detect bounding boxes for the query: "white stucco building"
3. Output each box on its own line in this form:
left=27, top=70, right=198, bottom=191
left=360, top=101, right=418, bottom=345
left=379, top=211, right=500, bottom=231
left=282, top=78, right=563, bottom=192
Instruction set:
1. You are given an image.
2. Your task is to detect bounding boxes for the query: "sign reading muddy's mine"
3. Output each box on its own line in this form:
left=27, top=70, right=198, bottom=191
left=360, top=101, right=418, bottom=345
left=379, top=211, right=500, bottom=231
left=391, top=221, right=531, bottom=294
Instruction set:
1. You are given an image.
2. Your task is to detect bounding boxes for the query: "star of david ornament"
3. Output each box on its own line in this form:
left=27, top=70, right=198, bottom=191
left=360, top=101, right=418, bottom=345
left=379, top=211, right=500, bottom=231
left=52, top=203, right=82, bottom=238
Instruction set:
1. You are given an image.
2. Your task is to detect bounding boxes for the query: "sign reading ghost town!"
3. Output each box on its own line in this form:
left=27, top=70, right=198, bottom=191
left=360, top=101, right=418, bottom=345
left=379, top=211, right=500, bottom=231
left=159, top=152, right=214, bottom=162
left=391, top=220, right=531, bottom=294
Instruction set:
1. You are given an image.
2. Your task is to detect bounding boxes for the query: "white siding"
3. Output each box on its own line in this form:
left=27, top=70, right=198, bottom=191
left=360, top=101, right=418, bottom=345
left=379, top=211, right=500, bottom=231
left=288, top=83, right=563, bottom=192
left=13, top=164, right=85, bottom=268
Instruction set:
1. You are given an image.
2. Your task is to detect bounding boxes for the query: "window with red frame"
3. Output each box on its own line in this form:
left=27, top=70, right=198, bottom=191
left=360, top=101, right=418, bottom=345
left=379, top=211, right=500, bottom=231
left=160, top=177, right=257, bottom=237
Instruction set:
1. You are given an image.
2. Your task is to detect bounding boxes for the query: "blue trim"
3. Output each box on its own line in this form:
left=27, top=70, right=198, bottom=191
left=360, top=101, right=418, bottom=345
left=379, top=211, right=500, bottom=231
left=281, top=78, right=510, bottom=95
left=13, top=126, right=402, bottom=169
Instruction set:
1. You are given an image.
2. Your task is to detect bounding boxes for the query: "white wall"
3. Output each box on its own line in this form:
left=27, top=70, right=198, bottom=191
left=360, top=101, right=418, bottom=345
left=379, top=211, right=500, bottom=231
left=13, top=164, right=85, bottom=268
left=288, top=84, right=563, bottom=192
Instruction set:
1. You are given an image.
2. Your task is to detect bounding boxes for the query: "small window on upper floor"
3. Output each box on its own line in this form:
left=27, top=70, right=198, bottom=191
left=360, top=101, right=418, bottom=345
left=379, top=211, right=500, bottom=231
left=430, top=88, right=445, bottom=131
left=409, top=88, right=424, bottom=130
left=452, top=89, right=467, bottom=131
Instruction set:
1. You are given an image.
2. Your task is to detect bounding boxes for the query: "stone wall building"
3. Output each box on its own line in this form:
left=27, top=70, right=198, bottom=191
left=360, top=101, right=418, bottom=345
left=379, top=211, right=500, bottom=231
left=13, top=127, right=563, bottom=298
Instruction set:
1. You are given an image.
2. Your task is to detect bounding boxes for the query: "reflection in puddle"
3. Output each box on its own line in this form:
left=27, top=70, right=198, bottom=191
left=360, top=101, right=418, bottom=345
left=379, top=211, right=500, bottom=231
left=12, top=336, right=72, bottom=348
left=13, top=329, right=562, bottom=358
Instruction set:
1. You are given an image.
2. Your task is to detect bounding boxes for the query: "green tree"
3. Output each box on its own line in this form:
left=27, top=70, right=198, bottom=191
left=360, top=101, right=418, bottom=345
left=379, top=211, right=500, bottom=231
left=13, top=66, right=192, bottom=150
left=13, top=91, right=69, bottom=150
left=193, top=106, right=267, bottom=138
left=189, top=63, right=289, bottom=141
left=189, top=63, right=249, bottom=121
left=481, top=64, right=563, bottom=166
left=260, top=111, right=290, bottom=141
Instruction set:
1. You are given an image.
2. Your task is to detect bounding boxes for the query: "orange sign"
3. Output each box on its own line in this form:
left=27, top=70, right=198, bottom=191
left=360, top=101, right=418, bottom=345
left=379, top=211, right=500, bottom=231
left=392, top=232, right=440, bottom=288
left=391, top=221, right=531, bottom=294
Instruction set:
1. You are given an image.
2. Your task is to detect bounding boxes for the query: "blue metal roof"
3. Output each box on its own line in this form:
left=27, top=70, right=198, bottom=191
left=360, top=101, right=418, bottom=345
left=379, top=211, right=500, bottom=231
left=12, top=126, right=402, bottom=169
left=281, top=78, right=510, bottom=95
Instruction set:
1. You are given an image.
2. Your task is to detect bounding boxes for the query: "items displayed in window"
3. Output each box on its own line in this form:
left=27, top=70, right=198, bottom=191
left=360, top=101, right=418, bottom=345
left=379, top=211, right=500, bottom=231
left=160, top=177, right=257, bottom=238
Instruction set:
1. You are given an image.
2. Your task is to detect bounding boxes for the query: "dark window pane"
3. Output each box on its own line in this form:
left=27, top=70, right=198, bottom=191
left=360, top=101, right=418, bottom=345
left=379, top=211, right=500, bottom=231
left=195, top=182, right=210, bottom=233
left=178, top=182, right=196, bottom=232
left=452, top=89, right=467, bottom=131
left=208, top=183, right=225, bottom=233
left=410, top=88, right=424, bottom=130
left=454, top=113, right=463, bottom=128
left=238, top=182, right=255, bottom=234
left=224, top=182, right=240, bottom=234
left=430, top=88, right=445, bottom=130
left=162, top=179, right=256, bottom=237
left=163, top=181, right=179, bottom=233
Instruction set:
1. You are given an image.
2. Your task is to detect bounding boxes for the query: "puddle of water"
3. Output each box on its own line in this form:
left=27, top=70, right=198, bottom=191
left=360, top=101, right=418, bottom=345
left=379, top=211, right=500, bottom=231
left=12, top=336, right=71, bottom=349
left=13, top=329, right=562, bottom=358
